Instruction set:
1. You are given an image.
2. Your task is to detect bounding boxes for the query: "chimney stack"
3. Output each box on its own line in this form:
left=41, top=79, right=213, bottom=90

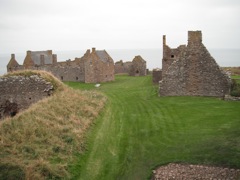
left=11, top=54, right=15, bottom=59
left=188, top=31, right=202, bottom=45
left=163, top=35, right=166, bottom=46
left=92, top=47, right=96, bottom=53
left=27, top=50, right=31, bottom=56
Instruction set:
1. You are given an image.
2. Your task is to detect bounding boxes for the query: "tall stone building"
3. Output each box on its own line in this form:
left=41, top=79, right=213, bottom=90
left=79, top=48, right=115, bottom=83
left=160, top=31, right=231, bottom=97
left=7, top=48, right=115, bottom=83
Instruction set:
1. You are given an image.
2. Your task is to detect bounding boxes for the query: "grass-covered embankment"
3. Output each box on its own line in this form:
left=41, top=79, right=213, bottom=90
left=68, top=75, right=240, bottom=180
left=0, top=71, right=106, bottom=179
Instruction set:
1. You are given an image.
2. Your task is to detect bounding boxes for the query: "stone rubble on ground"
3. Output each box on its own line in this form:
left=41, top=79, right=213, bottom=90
left=152, top=163, right=240, bottom=180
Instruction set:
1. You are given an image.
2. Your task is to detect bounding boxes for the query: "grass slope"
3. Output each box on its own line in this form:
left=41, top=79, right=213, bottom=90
left=69, top=75, right=240, bottom=180
left=0, top=71, right=106, bottom=179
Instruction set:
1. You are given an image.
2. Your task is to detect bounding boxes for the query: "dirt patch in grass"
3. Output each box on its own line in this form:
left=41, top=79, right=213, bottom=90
left=152, top=163, right=240, bottom=179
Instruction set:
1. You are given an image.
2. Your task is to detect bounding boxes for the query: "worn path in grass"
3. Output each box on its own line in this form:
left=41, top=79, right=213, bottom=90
left=67, top=75, right=240, bottom=180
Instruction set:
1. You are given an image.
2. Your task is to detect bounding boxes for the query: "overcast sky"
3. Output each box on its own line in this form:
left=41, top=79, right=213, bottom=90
left=0, top=0, right=240, bottom=54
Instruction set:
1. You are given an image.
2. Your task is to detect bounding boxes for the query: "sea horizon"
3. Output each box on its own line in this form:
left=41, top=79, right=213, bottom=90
left=1, top=48, right=239, bottom=76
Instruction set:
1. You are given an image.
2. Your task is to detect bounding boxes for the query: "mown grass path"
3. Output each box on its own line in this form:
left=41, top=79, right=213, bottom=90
left=67, top=75, right=240, bottom=180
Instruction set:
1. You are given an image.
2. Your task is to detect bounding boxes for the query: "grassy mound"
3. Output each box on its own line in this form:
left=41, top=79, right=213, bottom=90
left=0, top=71, right=107, bottom=179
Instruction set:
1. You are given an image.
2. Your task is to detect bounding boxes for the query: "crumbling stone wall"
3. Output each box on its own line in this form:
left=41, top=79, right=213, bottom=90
left=152, top=68, right=162, bottom=84
left=129, top=56, right=147, bottom=76
left=0, top=75, right=54, bottom=120
left=114, top=60, right=132, bottom=74
left=160, top=31, right=231, bottom=97
left=36, top=62, right=85, bottom=82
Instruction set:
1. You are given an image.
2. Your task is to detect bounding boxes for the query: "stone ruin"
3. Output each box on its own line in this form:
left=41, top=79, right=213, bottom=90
left=160, top=31, right=231, bottom=97
left=129, top=56, right=147, bottom=76
left=115, top=55, right=147, bottom=76
left=114, top=60, right=132, bottom=74
left=7, top=48, right=115, bottom=83
left=152, top=68, right=162, bottom=84
left=0, top=73, right=54, bottom=120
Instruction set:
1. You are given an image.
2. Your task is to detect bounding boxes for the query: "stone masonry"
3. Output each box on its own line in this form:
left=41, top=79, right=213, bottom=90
left=7, top=48, right=115, bottom=83
left=129, top=55, right=147, bottom=76
left=0, top=74, right=54, bottom=120
left=160, top=31, right=231, bottom=97
left=114, top=60, right=132, bottom=74
left=152, top=68, right=162, bottom=84
left=115, top=56, right=147, bottom=76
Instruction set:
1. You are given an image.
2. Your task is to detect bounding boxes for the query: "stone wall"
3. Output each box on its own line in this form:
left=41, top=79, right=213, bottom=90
left=114, top=60, right=132, bottom=74
left=160, top=31, right=231, bottom=97
left=7, top=48, right=115, bottom=83
left=152, top=68, right=162, bottom=84
left=129, top=56, right=147, bottom=76
left=35, top=62, right=85, bottom=82
left=84, top=48, right=115, bottom=83
left=0, top=75, right=54, bottom=120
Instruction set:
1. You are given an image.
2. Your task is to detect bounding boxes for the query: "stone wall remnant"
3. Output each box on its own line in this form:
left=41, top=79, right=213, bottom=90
left=152, top=68, right=162, bottom=84
left=114, top=60, right=132, bottom=74
left=115, top=56, right=147, bottom=76
left=0, top=74, right=54, bottom=120
left=160, top=31, right=231, bottom=97
left=129, top=55, right=147, bottom=76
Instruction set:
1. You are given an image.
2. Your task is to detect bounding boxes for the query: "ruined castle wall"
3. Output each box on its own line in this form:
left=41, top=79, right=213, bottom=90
left=84, top=59, right=95, bottom=83
left=160, top=31, right=231, bottom=97
left=115, top=61, right=124, bottom=74
left=115, top=61, right=132, bottom=74
left=152, top=69, right=162, bottom=84
left=0, top=75, right=54, bottom=119
left=162, top=45, right=186, bottom=76
left=123, top=62, right=132, bottom=74
left=162, top=45, right=173, bottom=75
left=129, top=62, right=146, bottom=76
left=129, top=56, right=146, bottom=76
left=8, top=65, right=24, bottom=72
left=39, top=65, right=85, bottom=82
left=102, top=61, right=115, bottom=82
left=14, top=64, right=86, bottom=82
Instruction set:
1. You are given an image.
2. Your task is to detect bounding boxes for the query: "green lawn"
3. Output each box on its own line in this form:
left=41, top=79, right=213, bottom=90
left=232, top=75, right=240, bottom=79
left=232, top=75, right=240, bottom=84
left=67, top=75, right=240, bottom=180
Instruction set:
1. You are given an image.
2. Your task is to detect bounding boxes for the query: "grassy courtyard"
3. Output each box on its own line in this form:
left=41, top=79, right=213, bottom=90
left=67, top=75, right=240, bottom=180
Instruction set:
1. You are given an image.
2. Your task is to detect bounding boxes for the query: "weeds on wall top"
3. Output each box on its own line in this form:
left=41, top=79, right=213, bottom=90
left=1, top=70, right=66, bottom=93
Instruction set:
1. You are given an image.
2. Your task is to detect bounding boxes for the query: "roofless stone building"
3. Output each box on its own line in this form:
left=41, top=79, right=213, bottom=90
left=160, top=31, right=231, bottom=97
left=114, top=55, right=147, bottom=76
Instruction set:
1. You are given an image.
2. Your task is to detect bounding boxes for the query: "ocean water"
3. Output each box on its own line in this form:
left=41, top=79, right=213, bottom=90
left=0, top=49, right=239, bottom=76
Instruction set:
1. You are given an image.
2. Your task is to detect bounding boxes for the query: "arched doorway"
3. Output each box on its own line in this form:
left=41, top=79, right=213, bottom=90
left=135, top=69, right=140, bottom=76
